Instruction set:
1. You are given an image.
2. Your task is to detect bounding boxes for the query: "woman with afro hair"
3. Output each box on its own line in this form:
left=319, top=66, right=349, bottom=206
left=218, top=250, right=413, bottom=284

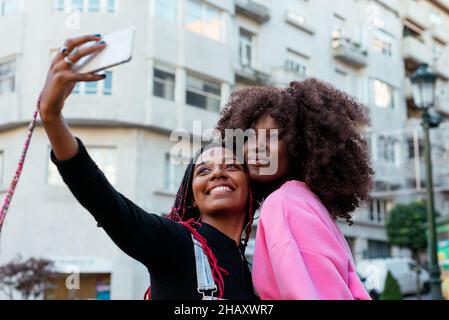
left=217, top=78, right=374, bottom=300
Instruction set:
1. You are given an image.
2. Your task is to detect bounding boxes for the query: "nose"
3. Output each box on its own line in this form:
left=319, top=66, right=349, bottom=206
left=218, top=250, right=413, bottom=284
left=209, top=165, right=228, bottom=180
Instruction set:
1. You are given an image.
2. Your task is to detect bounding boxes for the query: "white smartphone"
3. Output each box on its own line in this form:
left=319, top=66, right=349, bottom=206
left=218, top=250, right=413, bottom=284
left=72, top=26, right=136, bottom=74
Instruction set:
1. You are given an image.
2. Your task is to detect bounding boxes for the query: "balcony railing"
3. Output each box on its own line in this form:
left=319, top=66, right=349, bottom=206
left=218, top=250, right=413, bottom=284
left=235, top=0, right=270, bottom=23
left=332, top=36, right=368, bottom=68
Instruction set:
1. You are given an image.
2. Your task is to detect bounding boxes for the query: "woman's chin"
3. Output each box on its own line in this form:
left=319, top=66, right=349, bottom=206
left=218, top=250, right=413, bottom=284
left=203, top=201, right=246, bottom=216
left=249, top=165, right=277, bottom=183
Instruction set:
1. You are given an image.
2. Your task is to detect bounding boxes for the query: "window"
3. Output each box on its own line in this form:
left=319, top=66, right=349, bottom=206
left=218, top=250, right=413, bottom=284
left=374, top=79, right=394, bottom=109
left=285, top=49, right=308, bottom=76
left=372, top=30, right=393, bottom=57
left=0, top=0, right=20, bottom=16
left=186, top=0, right=223, bottom=41
left=368, top=199, right=394, bottom=223
left=164, top=153, right=187, bottom=192
left=103, top=71, right=113, bottom=95
left=377, top=136, right=397, bottom=164
left=0, top=151, right=3, bottom=188
left=56, top=0, right=65, bottom=11
left=239, top=28, right=254, bottom=68
left=106, top=0, right=115, bottom=13
left=154, top=0, right=177, bottom=23
left=0, top=59, right=16, bottom=95
left=72, top=71, right=114, bottom=95
left=366, top=240, right=390, bottom=259
left=153, top=68, right=175, bottom=101
left=88, top=0, right=100, bottom=12
left=56, top=0, right=116, bottom=13
left=72, top=0, right=83, bottom=11
left=48, top=146, right=117, bottom=186
left=186, top=75, right=221, bottom=112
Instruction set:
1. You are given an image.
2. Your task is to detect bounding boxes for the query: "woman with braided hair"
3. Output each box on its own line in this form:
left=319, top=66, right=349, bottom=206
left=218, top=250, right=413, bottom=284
left=217, top=79, right=374, bottom=300
left=38, top=34, right=258, bottom=300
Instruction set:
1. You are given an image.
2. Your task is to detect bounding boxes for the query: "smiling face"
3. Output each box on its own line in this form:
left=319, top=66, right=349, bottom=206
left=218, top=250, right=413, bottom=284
left=244, top=114, right=292, bottom=183
left=192, top=147, right=249, bottom=218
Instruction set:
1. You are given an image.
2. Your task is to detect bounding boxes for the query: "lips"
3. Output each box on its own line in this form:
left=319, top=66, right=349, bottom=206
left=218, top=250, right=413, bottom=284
left=207, top=184, right=234, bottom=195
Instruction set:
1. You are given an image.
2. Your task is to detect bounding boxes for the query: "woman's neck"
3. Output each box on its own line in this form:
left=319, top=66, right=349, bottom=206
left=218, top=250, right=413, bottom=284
left=201, top=213, right=246, bottom=246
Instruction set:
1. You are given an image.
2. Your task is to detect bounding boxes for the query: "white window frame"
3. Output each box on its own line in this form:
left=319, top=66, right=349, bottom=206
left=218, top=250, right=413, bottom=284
left=48, top=145, right=117, bottom=186
left=239, top=28, right=255, bottom=68
left=186, top=74, right=221, bottom=112
left=372, top=29, right=394, bottom=58
left=153, top=66, right=176, bottom=101
left=73, top=71, right=114, bottom=96
left=164, top=153, right=187, bottom=193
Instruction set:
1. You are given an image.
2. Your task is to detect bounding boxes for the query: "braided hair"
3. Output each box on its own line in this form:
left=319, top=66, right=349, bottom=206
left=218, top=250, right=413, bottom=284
left=145, top=142, right=257, bottom=300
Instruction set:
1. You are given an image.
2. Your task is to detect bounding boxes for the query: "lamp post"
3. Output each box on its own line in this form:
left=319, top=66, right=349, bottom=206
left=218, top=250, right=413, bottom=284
left=410, top=63, right=443, bottom=300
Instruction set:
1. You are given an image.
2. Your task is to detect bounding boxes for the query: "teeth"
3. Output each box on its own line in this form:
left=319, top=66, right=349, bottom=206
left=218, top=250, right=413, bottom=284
left=210, top=186, right=232, bottom=194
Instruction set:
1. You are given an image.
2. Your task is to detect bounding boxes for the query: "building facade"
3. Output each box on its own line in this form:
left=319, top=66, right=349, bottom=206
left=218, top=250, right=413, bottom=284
left=0, top=0, right=448, bottom=299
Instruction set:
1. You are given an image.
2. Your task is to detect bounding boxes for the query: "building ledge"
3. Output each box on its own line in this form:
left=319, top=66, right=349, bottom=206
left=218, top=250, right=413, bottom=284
left=332, top=38, right=368, bottom=68
left=285, top=10, right=315, bottom=35
left=235, top=0, right=270, bottom=23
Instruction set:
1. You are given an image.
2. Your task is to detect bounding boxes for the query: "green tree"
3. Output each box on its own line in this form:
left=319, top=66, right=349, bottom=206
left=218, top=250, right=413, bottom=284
left=380, top=271, right=402, bottom=300
left=385, top=201, right=432, bottom=299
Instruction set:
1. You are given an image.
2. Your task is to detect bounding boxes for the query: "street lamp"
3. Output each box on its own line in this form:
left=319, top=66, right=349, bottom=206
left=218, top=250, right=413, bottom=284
left=410, top=63, right=443, bottom=300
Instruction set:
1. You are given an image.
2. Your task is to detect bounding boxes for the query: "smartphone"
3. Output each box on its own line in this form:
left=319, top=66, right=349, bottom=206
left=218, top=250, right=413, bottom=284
left=72, top=26, right=136, bottom=74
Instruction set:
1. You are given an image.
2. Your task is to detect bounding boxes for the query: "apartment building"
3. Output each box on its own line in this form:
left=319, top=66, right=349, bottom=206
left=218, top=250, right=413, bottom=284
left=0, top=0, right=448, bottom=299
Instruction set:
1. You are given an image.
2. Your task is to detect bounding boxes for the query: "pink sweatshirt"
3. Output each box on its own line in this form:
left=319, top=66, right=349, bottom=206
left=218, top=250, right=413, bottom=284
left=252, top=180, right=371, bottom=300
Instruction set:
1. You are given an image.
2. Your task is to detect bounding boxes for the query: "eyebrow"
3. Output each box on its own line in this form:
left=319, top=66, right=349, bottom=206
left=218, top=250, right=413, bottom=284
left=195, top=157, right=239, bottom=168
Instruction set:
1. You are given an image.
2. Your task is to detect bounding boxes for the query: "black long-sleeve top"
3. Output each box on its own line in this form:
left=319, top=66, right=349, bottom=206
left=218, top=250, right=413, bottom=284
left=50, top=138, right=258, bottom=300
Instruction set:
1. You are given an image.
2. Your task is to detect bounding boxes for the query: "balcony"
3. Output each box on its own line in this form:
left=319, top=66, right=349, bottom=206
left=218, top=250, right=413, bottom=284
left=332, top=37, right=368, bottom=68
left=271, top=61, right=308, bottom=87
left=402, top=36, right=433, bottom=66
left=402, top=0, right=430, bottom=30
left=235, top=0, right=270, bottom=24
left=233, top=59, right=271, bottom=85
left=285, top=10, right=315, bottom=35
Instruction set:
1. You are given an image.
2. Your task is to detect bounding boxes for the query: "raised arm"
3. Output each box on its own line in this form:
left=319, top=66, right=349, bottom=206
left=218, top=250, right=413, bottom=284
left=38, top=35, right=191, bottom=274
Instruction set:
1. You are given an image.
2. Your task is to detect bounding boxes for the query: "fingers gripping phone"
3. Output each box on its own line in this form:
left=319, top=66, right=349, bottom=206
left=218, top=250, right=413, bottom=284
left=73, top=26, right=136, bottom=74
